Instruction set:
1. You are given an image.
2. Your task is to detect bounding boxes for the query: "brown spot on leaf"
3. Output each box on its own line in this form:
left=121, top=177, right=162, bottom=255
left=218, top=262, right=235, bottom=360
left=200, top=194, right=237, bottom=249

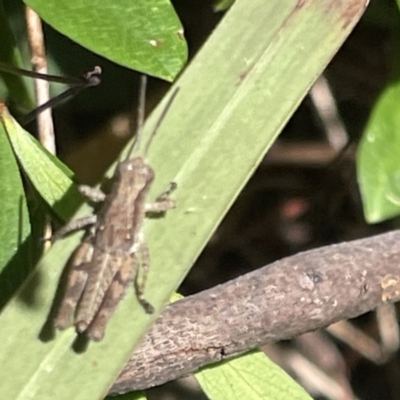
left=341, top=1, right=367, bottom=30
left=296, top=0, right=306, bottom=8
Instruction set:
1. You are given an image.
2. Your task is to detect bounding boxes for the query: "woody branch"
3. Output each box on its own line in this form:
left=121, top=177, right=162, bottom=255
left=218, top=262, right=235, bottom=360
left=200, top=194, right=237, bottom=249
left=110, top=230, right=400, bottom=395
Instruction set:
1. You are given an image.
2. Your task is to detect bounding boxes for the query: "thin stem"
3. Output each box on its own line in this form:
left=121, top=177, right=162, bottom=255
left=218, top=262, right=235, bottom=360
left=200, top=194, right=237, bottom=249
left=25, top=6, right=55, bottom=154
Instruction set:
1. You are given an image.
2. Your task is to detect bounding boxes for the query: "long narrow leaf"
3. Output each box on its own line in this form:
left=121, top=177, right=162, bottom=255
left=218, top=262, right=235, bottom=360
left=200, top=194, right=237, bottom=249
left=0, top=104, right=31, bottom=274
left=2, top=107, right=82, bottom=221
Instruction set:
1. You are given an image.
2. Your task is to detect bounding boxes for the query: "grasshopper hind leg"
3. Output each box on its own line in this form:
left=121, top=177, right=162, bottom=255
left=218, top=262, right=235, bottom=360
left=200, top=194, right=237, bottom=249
left=54, top=242, right=92, bottom=330
left=85, top=243, right=154, bottom=341
left=135, top=241, right=155, bottom=314
left=85, top=261, right=135, bottom=341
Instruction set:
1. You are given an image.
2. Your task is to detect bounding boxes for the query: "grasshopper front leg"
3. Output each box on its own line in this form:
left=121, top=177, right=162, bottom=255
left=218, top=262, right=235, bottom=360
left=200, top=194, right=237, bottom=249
left=145, top=182, right=177, bottom=212
left=51, top=185, right=104, bottom=241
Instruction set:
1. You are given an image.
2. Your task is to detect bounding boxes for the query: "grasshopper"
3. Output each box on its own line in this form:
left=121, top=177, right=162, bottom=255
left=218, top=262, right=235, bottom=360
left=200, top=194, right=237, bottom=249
left=54, top=76, right=178, bottom=341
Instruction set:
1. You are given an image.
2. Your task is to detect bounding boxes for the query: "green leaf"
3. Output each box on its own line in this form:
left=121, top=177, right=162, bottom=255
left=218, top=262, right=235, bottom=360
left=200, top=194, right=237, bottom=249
left=0, top=105, right=31, bottom=274
left=106, top=391, right=146, bottom=400
left=357, top=80, right=400, bottom=223
left=1, top=106, right=83, bottom=221
left=213, top=0, right=235, bottom=12
left=24, top=0, right=187, bottom=81
left=196, top=351, right=312, bottom=400
left=0, top=3, right=35, bottom=112
left=0, top=0, right=366, bottom=399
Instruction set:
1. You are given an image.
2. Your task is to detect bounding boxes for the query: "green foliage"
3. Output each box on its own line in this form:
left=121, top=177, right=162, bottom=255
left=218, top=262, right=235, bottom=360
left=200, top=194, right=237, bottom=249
left=0, top=0, right=374, bottom=399
left=106, top=392, right=146, bottom=400
left=357, top=80, right=400, bottom=223
left=24, top=0, right=187, bottom=81
left=0, top=5, right=34, bottom=111
left=213, top=0, right=235, bottom=12
left=196, top=351, right=312, bottom=400
left=356, top=3, right=400, bottom=223
left=0, top=111, right=31, bottom=273
left=2, top=107, right=82, bottom=220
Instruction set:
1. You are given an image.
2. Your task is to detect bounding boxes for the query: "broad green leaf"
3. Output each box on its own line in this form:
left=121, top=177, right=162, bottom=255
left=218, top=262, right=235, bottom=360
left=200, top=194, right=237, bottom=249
left=0, top=104, right=31, bottom=274
left=24, top=0, right=187, bottom=81
left=0, top=0, right=366, bottom=399
left=2, top=106, right=82, bottom=221
left=196, top=351, right=312, bottom=400
left=357, top=81, right=400, bottom=223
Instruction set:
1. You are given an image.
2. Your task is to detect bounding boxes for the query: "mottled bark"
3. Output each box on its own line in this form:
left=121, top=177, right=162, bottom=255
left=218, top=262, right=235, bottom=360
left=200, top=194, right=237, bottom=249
left=110, top=230, right=400, bottom=394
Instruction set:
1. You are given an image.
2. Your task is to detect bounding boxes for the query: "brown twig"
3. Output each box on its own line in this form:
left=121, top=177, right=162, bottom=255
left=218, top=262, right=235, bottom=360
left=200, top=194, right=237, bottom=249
left=25, top=7, right=54, bottom=250
left=309, top=74, right=348, bottom=151
left=109, top=230, right=400, bottom=395
left=25, top=6, right=55, bottom=155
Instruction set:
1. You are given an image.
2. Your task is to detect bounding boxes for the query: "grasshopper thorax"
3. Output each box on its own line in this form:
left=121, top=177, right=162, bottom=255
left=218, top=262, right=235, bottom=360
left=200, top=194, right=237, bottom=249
left=117, top=156, right=154, bottom=185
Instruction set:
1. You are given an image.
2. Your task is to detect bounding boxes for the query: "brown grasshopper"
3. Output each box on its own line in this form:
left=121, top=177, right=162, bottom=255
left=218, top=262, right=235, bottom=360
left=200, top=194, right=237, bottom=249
left=54, top=77, right=178, bottom=341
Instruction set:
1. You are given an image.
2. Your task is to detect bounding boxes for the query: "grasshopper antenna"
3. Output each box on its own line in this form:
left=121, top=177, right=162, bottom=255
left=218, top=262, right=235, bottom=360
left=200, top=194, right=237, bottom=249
left=0, top=62, right=101, bottom=125
left=129, top=74, right=148, bottom=155
left=0, top=61, right=101, bottom=87
left=142, top=86, right=179, bottom=156
left=127, top=75, right=179, bottom=158
left=21, top=67, right=101, bottom=126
